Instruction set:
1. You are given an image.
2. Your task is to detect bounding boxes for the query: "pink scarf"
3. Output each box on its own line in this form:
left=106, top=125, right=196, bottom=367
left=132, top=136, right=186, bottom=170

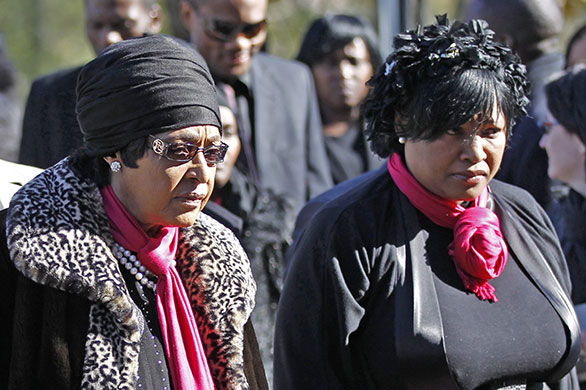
left=100, top=185, right=215, bottom=390
left=387, top=153, right=508, bottom=302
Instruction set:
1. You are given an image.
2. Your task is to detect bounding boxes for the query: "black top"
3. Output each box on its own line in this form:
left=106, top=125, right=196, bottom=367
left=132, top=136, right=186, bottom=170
left=423, top=216, right=566, bottom=389
left=119, top=265, right=173, bottom=390
left=325, top=125, right=369, bottom=185
left=555, top=189, right=586, bottom=304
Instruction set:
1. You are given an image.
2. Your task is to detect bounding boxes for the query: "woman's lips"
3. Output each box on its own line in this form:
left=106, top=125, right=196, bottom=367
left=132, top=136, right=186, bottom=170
left=452, top=170, right=487, bottom=185
left=176, top=192, right=206, bottom=208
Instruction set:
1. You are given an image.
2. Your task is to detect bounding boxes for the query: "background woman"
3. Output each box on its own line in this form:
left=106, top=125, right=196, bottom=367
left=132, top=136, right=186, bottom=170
left=275, top=16, right=580, bottom=389
left=539, top=64, right=586, bottom=304
left=0, top=35, right=266, bottom=390
left=297, top=13, right=383, bottom=184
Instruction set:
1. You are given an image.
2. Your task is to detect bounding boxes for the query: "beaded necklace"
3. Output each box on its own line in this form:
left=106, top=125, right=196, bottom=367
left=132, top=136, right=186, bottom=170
left=113, top=243, right=157, bottom=290
left=113, top=243, right=172, bottom=388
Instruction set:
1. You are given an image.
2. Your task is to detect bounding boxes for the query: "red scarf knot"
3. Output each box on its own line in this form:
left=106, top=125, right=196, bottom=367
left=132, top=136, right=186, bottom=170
left=388, top=153, right=508, bottom=302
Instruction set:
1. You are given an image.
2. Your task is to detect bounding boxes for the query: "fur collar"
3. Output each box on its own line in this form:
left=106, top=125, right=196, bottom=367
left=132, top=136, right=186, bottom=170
left=6, top=159, right=256, bottom=389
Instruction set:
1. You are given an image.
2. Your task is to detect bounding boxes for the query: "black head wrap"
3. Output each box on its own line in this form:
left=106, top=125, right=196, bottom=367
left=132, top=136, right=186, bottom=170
left=76, top=34, right=221, bottom=157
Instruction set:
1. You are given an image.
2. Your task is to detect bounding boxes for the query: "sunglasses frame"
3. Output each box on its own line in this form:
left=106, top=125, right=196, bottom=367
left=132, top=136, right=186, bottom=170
left=149, top=136, right=229, bottom=165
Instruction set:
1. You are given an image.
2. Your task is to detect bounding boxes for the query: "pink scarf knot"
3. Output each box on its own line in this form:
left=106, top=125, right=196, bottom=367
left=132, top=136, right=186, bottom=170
left=388, top=153, right=508, bottom=302
left=448, top=207, right=508, bottom=301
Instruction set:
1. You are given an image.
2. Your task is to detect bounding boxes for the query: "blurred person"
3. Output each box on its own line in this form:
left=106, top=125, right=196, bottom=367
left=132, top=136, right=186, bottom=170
left=0, top=33, right=43, bottom=209
left=467, top=0, right=564, bottom=122
left=467, top=0, right=565, bottom=209
left=19, top=0, right=163, bottom=169
left=210, top=93, right=295, bottom=386
left=180, top=0, right=333, bottom=218
left=566, top=24, right=586, bottom=68
left=1, top=34, right=267, bottom=390
left=275, top=16, right=581, bottom=389
left=539, top=64, right=586, bottom=388
left=297, top=13, right=383, bottom=185
left=0, top=32, right=21, bottom=162
left=539, top=64, right=586, bottom=304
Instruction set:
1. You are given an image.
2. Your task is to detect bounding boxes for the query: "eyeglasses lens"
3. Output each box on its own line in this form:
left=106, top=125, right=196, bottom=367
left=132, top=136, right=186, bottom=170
left=167, top=143, right=228, bottom=164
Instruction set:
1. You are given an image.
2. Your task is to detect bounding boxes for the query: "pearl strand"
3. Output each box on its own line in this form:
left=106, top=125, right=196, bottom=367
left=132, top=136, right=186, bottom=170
left=113, top=243, right=157, bottom=291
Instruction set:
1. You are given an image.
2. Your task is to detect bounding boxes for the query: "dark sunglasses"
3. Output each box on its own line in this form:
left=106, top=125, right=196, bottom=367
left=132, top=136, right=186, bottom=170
left=149, top=136, right=228, bottom=165
left=200, top=15, right=267, bottom=42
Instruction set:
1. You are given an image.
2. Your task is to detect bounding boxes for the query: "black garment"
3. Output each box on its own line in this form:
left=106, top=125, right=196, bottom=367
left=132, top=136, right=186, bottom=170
left=424, top=218, right=566, bottom=389
left=19, top=65, right=83, bottom=168
left=553, top=189, right=586, bottom=304
left=119, top=270, right=172, bottom=390
left=324, top=124, right=381, bottom=185
left=214, top=167, right=296, bottom=386
left=212, top=52, right=333, bottom=215
left=496, top=116, right=551, bottom=209
left=275, top=167, right=580, bottom=390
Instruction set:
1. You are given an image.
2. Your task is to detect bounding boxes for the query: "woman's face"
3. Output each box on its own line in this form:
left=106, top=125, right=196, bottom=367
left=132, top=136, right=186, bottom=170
left=215, top=105, right=241, bottom=188
left=539, top=113, right=586, bottom=185
left=312, top=37, right=374, bottom=112
left=404, top=105, right=507, bottom=202
left=567, top=33, right=586, bottom=68
left=107, top=125, right=220, bottom=235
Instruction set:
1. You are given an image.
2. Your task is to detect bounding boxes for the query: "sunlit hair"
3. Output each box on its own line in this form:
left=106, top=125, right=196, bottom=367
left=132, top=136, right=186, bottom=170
left=362, top=15, right=530, bottom=158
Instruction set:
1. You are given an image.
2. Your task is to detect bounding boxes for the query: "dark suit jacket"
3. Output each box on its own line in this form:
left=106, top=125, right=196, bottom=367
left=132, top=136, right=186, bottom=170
left=246, top=52, right=333, bottom=213
left=19, top=66, right=83, bottom=168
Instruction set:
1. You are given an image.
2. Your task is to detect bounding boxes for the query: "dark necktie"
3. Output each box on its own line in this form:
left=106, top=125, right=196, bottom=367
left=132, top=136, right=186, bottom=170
left=219, top=82, right=260, bottom=185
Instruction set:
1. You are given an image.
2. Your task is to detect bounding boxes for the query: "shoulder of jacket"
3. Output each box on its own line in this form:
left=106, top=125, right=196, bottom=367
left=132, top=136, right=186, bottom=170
left=31, top=65, right=83, bottom=89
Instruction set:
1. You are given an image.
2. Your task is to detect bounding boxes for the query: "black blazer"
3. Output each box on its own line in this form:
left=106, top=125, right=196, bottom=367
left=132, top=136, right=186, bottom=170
left=247, top=52, right=333, bottom=213
left=19, top=66, right=84, bottom=168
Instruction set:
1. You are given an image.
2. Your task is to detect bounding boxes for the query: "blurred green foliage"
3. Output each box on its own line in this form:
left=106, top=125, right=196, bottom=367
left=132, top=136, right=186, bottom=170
left=2, top=0, right=586, bottom=103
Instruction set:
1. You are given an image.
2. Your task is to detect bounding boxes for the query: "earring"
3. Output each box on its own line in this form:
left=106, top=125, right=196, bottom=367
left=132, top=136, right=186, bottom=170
left=398, top=136, right=406, bottom=144
left=110, top=161, right=122, bottom=173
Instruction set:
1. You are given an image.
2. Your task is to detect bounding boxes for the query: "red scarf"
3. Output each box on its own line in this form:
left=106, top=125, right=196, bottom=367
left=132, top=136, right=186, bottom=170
left=100, top=185, right=215, bottom=390
left=387, top=154, right=508, bottom=302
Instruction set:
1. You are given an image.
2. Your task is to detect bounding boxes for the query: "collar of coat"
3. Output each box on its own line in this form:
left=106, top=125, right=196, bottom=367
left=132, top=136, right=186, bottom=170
left=6, top=158, right=256, bottom=390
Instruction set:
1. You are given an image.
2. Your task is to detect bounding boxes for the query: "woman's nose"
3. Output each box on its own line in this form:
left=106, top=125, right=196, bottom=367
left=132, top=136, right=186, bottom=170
left=539, top=133, right=548, bottom=149
left=186, top=152, right=213, bottom=182
left=461, top=135, right=487, bottom=162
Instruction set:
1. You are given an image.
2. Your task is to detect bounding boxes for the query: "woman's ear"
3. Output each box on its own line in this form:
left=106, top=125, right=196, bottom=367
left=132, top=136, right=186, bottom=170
left=103, top=152, right=122, bottom=166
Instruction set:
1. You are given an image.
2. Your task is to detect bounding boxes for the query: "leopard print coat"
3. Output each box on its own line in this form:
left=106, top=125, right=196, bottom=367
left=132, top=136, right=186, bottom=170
left=5, top=159, right=257, bottom=389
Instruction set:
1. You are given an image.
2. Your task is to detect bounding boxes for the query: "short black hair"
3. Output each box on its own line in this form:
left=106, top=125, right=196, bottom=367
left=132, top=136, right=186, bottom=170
left=296, top=13, right=382, bottom=71
left=70, top=137, right=148, bottom=188
left=362, top=15, right=530, bottom=158
left=546, top=64, right=586, bottom=145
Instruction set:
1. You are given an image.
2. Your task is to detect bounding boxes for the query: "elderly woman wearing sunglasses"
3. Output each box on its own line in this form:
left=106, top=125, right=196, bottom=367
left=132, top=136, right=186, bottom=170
left=0, top=35, right=267, bottom=390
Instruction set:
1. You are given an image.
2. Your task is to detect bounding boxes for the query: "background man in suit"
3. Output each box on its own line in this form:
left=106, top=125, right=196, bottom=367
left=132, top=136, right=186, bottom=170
left=180, top=0, right=333, bottom=218
left=180, top=0, right=333, bottom=384
left=19, top=0, right=163, bottom=168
